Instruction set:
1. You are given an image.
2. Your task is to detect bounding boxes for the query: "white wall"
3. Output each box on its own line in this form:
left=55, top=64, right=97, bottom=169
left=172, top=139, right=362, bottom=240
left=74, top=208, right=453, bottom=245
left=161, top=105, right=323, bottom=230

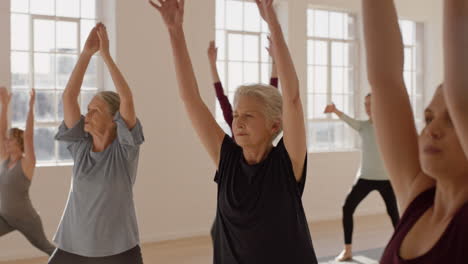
left=0, top=0, right=443, bottom=260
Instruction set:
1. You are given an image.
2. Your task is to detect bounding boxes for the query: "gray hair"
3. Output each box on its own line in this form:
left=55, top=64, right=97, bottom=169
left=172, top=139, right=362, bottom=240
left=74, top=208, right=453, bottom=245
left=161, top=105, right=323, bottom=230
left=234, top=84, right=283, bottom=139
left=96, top=91, right=120, bottom=116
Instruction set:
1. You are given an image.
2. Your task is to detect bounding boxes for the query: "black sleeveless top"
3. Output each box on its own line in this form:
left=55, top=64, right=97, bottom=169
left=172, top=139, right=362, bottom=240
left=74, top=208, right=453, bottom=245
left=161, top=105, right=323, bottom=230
left=212, top=135, right=317, bottom=264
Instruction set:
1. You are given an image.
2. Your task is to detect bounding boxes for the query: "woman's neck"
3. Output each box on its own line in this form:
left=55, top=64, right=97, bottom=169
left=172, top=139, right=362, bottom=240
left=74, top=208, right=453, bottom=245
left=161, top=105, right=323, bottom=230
left=91, top=127, right=117, bottom=152
left=242, top=141, right=273, bottom=165
left=8, top=152, right=23, bottom=163
left=432, top=174, right=468, bottom=222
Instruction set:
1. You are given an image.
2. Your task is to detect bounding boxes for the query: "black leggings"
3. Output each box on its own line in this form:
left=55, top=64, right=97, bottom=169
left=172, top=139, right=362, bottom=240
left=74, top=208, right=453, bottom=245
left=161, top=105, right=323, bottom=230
left=48, top=246, right=143, bottom=264
left=342, top=179, right=399, bottom=244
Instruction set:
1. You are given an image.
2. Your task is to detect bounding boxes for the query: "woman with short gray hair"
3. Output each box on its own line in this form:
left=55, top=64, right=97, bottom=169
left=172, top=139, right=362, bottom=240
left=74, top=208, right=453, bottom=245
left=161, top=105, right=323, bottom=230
left=48, top=23, right=144, bottom=264
left=150, top=0, right=317, bottom=262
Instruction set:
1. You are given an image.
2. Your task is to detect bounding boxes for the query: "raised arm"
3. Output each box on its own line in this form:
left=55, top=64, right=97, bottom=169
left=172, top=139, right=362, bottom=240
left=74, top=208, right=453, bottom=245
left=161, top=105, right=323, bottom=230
left=362, top=0, right=433, bottom=210
left=256, top=0, right=306, bottom=182
left=0, top=87, right=11, bottom=160
left=149, top=0, right=225, bottom=166
left=324, top=103, right=362, bottom=131
left=97, top=23, right=137, bottom=128
left=266, top=43, right=279, bottom=88
left=22, top=89, right=36, bottom=180
left=443, top=0, right=468, bottom=157
left=63, top=26, right=100, bottom=128
left=208, top=41, right=234, bottom=128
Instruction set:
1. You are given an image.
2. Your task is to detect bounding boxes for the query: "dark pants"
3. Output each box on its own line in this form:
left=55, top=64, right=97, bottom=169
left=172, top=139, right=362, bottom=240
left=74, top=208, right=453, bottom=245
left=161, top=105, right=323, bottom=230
left=342, top=179, right=399, bottom=244
left=48, top=246, right=143, bottom=264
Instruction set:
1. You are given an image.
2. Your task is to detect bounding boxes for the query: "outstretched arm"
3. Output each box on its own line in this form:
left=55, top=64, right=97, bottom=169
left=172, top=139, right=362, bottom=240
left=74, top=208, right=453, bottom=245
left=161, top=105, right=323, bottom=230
left=324, top=103, right=362, bottom=131
left=23, top=89, right=36, bottom=180
left=0, top=87, right=11, bottom=160
left=150, top=0, right=225, bottom=167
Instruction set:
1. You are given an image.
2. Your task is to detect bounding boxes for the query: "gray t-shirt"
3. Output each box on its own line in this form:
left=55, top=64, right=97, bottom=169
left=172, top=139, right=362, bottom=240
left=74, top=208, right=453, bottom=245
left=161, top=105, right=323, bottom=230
left=54, top=112, right=144, bottom=257
left=340, top=114, right=388, bottom=181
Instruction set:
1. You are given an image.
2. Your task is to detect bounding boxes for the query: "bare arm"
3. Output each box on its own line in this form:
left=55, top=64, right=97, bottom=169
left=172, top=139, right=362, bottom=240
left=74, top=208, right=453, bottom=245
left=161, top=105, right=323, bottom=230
left=97, top=23, right=137, bottom=128
left=362, top=0, right=433, bottom=210
left=22, top=89, right=36, bottom=180
left=208, top=41, right=221, bottom=83
left=150, top=0, right=225, bottom=167
left=256, top=0, right=307, bottom=182
left=444, top=0, right=468, bottom=157
left=266, top=45, right=278, bottom=85
left=0, top=87, right=11, bottom=160
left=63, top=26, right=100, bottom=128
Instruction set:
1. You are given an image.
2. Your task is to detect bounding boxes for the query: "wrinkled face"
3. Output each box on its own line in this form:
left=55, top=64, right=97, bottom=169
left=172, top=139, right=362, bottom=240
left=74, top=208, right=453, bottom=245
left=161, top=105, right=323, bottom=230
left=232, top=95, right=280, bottom=148
left=365, top=95, right=372, bottom=117
left=4, top=133, right=22, bottom=155
left=84, top=96, right=114, bottom=135
left=418, top=87, right=468, bottom=178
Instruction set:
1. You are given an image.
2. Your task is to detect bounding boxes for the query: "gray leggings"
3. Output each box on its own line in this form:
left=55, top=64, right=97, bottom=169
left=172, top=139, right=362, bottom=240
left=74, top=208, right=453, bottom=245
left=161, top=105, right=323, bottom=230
left=48, top=246, right=144, bottom=264
left=0, top=214, right=55, bottom=255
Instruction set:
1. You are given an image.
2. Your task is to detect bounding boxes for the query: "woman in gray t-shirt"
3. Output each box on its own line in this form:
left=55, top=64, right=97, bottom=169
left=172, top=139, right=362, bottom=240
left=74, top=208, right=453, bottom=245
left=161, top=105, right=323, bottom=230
left=0, top=87, right=55, bottom=256
left=48, top=23, right=144, bottom=264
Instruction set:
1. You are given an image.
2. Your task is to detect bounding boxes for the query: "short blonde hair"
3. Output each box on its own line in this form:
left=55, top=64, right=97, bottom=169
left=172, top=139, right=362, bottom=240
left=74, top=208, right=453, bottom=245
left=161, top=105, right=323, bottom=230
left=96, top=91, right=120, bottom=116
left=9, top=128, right=24, bottom=152
left=234, top=84, right=283, bottom=139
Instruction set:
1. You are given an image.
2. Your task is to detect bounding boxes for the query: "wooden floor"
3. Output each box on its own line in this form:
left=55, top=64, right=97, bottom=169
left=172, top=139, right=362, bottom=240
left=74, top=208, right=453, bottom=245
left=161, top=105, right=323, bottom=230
left=0, top=213, right=394, bottom=264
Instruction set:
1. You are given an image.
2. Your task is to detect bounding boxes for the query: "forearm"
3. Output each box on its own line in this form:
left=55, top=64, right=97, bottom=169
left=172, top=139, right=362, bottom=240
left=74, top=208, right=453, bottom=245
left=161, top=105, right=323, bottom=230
left=63, top=52, right=92, bottom=100
left=168, top=26, right=202, bottom=102
left=362, top=0, right=404, bottom=88
left=209, top=62, right=221, bottom=83
left=267, top=15, right=300, bottom=103
left=0, top=105, right=8, bottom=137
left=24, top=105, right=35, bottom=158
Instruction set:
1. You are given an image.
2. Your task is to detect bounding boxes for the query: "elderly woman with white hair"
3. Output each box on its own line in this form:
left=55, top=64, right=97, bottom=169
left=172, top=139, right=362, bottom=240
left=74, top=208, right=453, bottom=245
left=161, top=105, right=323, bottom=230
left=150, top=0, right=317, bottom=263
left=48, top=23, right=144, bottom=263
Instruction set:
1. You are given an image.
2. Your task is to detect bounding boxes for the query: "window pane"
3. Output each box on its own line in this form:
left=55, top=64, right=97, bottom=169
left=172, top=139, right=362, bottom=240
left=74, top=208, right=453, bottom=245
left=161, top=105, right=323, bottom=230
left=215, top=0, right=225, bottom=29
left=11, top=90, right=29, bottom=124
left=80, top=91, right=96, bottom=114
left=313, top=66, right=327, bottom=93
left=81, top=19, right=96, bottom=51
left=404, top=71, right=413, bottom=95
left=400, top=20, right=415, bottom=46
left=30, top=0, right=54, bottom=15
left=56, top=0, right=80, bottom=18
left=228, top=62, right=243, bottom=93
left=313, top=94, right=327, bottom=118
left=404, top=47, right=413, bottom=71
left=81, top=0, right=97, bottom=19
left=307, top=9, right=314, bottom=36
left=415, top=95, right=424, bottom=120
left=228, top=34, right=243, bottom=61
left=11, top=14, right=30, bottom=51
left=308, top=121, right=331, bottom=151
left=244, top=2, right=260, bottom=32
left=56, top=91, right=64, bottom=121
left=243, top=35, right=259, bottom=62
left=35, top=90, right=56, bottom=122
left=34, top=19, right=55, bottom=52
left=332, top=94, right=344, bottom=110
left=57, top=54, right=78, bottom=89
left=261, top=63, right=270, bottom=84
left=11, top=52, right=30, bottom=89
left=34, top=53, right=55, bottom=89
left=313, top=10, right=329, bottom=38
left=330, top=122, right=345, bottom=149
left=83, top=56, right=98, bottom=90
left=343, top=68, right=354, bottom=94
left=57, top=21, right=78, bottom=53
left=312, top=40, right=327, bottom=65
left=332, top=42, right=344, bottom=66
left=11, top=0, right=29, bottom=13
left=216, top=61, right=226, bottom=84
left=244, top=63, right=259, bottom=83
left=226, top=0, right=243, bottom=30
left=343, top=94, right=354, bottom=116
left=329, top=12, right=344, bottom=39
left=216, top=30, right=225, bottom=61
left=332, top=67, right=344, bottom=94
left=34, top=127, right=56, bottom=162
left=307, top=94, right=313, bottom=118
left=261, top=33, right=269, bottom=63
left=344, top=43, right=352, bottom=66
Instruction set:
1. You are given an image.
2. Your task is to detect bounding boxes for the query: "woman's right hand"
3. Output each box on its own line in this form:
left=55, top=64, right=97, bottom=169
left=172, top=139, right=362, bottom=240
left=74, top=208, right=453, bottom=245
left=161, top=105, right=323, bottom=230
left=324, top=103, right=336, bottom=114
left=149, top=0, right=185, bottom=30
left=0, top=87, right=11, bottom=107
left=208, top=41, right=218, bottom=65
left=83, top=25, right=100, bottom=56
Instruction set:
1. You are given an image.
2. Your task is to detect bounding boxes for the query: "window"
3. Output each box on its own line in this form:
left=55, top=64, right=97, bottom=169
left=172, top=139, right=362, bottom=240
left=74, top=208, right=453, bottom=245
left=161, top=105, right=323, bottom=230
left=307, top=9, right=358, bottom=152
left=400, top=20, right=424, bottom=132
left=215, top=0, right=274, bottom=133
left=10, top=0, right=99, bottom=165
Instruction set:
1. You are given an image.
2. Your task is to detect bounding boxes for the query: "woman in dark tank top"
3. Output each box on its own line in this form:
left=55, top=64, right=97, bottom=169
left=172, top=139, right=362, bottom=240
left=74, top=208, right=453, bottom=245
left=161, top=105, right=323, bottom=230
left=361, top=0, right=468, bottom=263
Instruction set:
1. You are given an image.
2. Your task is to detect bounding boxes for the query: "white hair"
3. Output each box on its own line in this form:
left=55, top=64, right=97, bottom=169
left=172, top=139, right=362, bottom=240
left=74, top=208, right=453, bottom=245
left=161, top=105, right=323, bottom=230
left=234, top=84, right=283, bottom=139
